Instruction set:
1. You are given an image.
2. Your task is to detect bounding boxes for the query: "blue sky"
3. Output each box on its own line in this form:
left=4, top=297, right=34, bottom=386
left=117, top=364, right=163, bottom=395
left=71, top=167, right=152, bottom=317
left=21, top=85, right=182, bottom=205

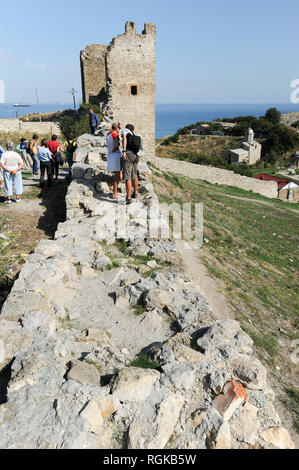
left=0, top=0, right=298, bottom=104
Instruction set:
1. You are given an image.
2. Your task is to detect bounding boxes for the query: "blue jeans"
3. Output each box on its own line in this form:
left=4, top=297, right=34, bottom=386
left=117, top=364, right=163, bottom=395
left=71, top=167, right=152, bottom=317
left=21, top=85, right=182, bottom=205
left=3, top=170, right=23, bottom=197
left=32, top=154, right=39, bottom=174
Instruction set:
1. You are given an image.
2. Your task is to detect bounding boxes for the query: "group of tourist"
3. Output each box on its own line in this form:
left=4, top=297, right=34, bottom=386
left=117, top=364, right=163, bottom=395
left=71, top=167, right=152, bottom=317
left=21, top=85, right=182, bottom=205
left=0, top=107, right=142, bottom=205
left=0, top=134, right=78, bottom=203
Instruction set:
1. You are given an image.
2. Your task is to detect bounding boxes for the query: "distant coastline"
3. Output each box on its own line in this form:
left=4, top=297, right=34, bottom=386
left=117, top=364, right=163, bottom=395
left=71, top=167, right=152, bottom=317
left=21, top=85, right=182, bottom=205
left=155, top=103, right=299, bottom=138
left=1, top=102, right=298, bottom=138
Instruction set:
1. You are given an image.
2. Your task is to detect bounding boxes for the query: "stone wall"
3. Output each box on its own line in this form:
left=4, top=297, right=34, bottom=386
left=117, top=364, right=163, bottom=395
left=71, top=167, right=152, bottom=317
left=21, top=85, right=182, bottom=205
left=0, top=128, right=294, bottom=449
left=80, top=22, right=156, bottom=159
left=80, top=45, right=108, bottom=105
left=0, top=118, right=60, bottom=135
left=147, top=156, right=278, bottom=199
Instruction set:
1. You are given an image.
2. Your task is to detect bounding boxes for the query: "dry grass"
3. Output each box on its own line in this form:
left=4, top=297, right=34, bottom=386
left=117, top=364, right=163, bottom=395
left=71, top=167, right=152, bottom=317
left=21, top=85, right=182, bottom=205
left=156, top=134, right=241, bottom=159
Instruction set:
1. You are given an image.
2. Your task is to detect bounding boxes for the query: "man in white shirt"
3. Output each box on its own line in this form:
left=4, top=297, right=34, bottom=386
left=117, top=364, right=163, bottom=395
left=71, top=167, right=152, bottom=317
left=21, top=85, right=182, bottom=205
left=0, top=142, right=24, bottom=203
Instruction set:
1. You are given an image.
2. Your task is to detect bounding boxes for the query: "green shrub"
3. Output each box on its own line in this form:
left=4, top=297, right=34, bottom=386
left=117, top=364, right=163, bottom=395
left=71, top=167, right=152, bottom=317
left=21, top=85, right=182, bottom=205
left=129, top=354, right=160, bottom=370
left=58, top=103, right=102, bottom=138
left=106, top=261, right=121, bottom=270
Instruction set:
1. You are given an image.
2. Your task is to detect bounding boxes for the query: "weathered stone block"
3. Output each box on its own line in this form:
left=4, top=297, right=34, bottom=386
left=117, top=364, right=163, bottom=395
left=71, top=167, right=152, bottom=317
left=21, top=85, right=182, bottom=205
left=67, top=360, right=101, bottom=386
left=111, top=367, right=159, bottom=402
left=212, top=380, right=248, bottom=421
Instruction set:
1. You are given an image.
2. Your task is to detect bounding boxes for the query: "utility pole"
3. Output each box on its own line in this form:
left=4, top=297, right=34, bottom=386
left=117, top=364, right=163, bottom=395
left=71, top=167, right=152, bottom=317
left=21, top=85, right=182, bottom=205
left=36, top=88, right=41, bottom=122
left=70, top=88, right=78, bottom=111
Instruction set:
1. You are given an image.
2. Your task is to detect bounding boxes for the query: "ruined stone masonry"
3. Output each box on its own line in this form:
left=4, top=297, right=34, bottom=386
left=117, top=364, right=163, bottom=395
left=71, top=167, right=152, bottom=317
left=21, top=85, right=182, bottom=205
left=81, top=22, right=156, bottom=159
left=0, top=118, right=60, bottom=135
left=147, top=155, right=278, bottom=199
left=0, top=123, right=294, bottom=449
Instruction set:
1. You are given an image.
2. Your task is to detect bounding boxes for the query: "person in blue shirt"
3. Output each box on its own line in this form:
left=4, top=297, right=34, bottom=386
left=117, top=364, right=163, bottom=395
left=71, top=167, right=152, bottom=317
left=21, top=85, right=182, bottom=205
left=16, top=138, right=28, bottom=157
left=89, top=108, right=100, bottom=135
left=37, top=139, right=53, bottom=188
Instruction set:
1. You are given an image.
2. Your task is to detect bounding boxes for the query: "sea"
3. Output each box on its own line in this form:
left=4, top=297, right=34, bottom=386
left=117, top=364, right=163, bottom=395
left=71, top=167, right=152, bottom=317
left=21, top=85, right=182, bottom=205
left=1, top=103, right=298, bottom=139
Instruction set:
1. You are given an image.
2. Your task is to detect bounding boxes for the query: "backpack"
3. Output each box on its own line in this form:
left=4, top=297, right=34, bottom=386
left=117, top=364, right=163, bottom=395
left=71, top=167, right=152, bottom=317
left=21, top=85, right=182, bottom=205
left=26, top=140, right=33, bottom=156
left=126, top=132, right=141, bottom=154
left=66, top=140, right=77, bottom=154
left=54, top=152, right=63, bottom=165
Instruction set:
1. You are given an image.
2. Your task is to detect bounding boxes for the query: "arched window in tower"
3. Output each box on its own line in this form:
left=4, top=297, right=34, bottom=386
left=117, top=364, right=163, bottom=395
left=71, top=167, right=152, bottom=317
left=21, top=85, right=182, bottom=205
left=130, top=84, right=138, bottom=96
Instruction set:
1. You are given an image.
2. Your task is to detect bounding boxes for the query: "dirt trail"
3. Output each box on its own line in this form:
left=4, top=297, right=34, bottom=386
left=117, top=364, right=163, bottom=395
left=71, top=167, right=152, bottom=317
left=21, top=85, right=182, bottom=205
left=176, top=239, right=234, bottom=321
left=0, top=171, right=68, bottom=234
left=220, top=193, right=299, bottom=215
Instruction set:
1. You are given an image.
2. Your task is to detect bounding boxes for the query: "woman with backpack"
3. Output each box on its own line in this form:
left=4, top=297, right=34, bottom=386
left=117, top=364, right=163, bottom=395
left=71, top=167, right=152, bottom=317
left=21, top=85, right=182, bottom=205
left=62, top=133, right=77, bottom=180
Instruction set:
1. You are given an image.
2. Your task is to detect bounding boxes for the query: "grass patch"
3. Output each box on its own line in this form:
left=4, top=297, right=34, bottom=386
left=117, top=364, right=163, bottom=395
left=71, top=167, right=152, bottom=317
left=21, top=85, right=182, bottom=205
left=106, top=261, right=121, bottom=270
left=129, top=354, right=160, bottom=370
left=131, top=254, right=155, bottom=265
left=243, top=328, right=278, bottom=359
left=114, top=239, right=130, bottom=253
left=284, top=387, right=299, bottom=432
left=21, top=186, right=40, bottom=200
left=132, top=303, right=147, bottom=316
left=0, top=217, right=22, bottom=293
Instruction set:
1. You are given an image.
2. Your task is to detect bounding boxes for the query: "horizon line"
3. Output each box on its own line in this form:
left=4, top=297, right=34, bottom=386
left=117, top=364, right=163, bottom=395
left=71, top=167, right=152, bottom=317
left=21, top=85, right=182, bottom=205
left=1, top=102, right=298, bottom=106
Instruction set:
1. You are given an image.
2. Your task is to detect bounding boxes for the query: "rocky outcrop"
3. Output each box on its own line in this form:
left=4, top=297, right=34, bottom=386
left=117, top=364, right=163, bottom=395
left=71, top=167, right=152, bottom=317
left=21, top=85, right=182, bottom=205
left=0, top=123, right=294, bottom=449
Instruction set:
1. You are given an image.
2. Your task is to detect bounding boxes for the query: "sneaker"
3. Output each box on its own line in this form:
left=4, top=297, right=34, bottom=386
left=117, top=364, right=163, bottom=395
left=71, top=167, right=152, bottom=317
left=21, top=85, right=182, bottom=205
left=132, top=192, right=138, bottom=199
left=4, top=199, right=12, bottom=204
left=126, top=198, right=133, bottom=205
left=15, top=198, right=20, bottom=203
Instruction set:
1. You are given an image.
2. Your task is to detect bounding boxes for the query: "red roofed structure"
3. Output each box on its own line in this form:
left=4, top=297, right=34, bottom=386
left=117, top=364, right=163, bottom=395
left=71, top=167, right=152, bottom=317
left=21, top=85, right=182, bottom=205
left=254, top=173, right=299, bottom=202
left=254, top=173, right=291, bottom=191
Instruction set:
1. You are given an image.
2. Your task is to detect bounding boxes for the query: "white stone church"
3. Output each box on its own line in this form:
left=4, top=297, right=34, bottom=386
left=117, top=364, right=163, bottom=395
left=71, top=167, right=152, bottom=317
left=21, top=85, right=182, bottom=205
left=229, top=128, right=262, bottom=165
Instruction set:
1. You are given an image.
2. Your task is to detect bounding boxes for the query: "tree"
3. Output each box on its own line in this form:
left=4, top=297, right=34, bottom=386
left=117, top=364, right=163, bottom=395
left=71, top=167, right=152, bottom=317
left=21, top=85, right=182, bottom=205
left=263, top=125, right=299, bottom=156
left=58, top=103, right=102, bottom=138
left=265, top=107, right=281, bottom=125
left=263, top=150, right=279, bottom=165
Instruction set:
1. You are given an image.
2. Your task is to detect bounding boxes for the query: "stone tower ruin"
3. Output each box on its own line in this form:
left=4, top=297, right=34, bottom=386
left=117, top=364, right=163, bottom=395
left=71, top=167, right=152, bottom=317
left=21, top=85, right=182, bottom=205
left=80, top=22, right=156, bottom=158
